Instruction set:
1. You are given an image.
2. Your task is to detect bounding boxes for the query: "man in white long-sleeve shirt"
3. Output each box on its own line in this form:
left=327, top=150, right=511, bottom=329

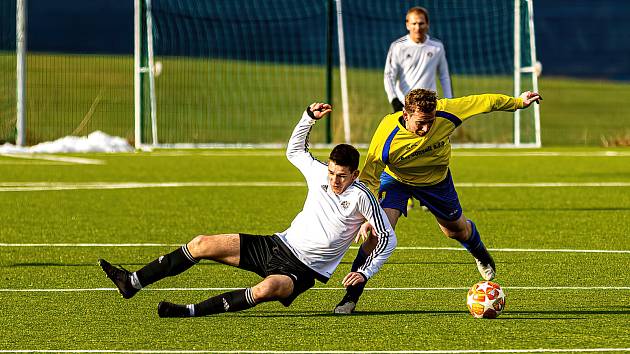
left=385, top=6, right=453, bottom=112
left=97, top=102, right=397, bottom=317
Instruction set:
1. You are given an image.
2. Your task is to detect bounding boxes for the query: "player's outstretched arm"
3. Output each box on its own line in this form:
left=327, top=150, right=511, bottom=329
left=307, top=102, right=332, bottom=120
left=519, top=91, right=542, bottom=108
left=286, top=102, right=333, bottom=174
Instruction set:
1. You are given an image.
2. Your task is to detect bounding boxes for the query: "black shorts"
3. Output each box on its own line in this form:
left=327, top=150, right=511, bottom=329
left=238, top=233, right=326, bottom=306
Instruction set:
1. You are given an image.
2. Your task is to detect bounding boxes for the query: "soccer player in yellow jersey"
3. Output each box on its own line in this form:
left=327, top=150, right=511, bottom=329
left=334, top=88, right=542, bottom=314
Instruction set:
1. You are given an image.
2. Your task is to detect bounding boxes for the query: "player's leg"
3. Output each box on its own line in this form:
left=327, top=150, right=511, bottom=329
left=335, top=173, right=406, bottom=314
left=98, top=233, right=240, bottom=299
left=436, top=215, right=495, bottom=280
left=412, top=171, right=495, bottom=280
left=158, top=274, right=294, bottom=318
left=334, top=233, right=376, bottom=314
left=159, top=233, right=318, bottom=317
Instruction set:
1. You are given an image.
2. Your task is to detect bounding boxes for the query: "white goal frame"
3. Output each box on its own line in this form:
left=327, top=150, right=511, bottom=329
left=132, top=0, right=541, bottom=149
left=335, top=0, right=541, bottom=149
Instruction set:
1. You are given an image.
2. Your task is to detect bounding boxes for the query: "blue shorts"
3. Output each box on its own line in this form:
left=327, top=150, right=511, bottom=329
left=379, top=170, right=462, bottom=221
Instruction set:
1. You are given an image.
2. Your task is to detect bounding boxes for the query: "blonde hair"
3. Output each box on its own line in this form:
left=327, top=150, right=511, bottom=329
left=406, top=6, right=429, bottom=24
left=405, top=89, right=438, bottom=113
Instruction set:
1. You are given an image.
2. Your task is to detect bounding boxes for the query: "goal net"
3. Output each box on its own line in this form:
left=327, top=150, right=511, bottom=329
left=338, top=0, right=540, bottom=147
left=139, top=0, right=331, bottom=147
left=0, top=0, right=16, bottom=144
left=140, top=0, right=539, bottom=148
left=4, top=0, right=540, bottom=147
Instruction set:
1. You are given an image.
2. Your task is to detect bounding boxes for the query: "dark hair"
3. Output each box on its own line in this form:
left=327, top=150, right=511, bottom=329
left=405, top=88, right=438, bottom=113
left=329, top=144, right=360, bottom=171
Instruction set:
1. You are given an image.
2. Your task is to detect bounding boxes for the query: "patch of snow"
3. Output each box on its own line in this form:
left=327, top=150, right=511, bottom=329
left=0, top=131, right=133, bottom=154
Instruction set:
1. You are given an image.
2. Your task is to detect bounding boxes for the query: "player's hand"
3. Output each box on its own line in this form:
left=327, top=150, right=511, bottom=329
left=341, top=271, right=367, bottom=287
left=354, top=222, right=374, bottom=243
left=519, top=91, right=542, bottom=107
left=307, top=102, right=332, bottom=120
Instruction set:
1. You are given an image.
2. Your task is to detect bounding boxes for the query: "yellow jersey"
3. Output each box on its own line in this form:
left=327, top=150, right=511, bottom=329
left=360, top=94, right=523, bottom=196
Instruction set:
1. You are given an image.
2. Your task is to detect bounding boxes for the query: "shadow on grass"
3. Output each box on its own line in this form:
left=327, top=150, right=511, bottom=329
left=6, top=261, right=228, bottom=267
left=471, top=207, right=630, bottom=212
left=339, top=260, right=472, bottom=265
left=235, top=309, right=463, bottom=318
left=234, top=308, right=630, bottom=318
left=9, top=261, right=469, bottom=267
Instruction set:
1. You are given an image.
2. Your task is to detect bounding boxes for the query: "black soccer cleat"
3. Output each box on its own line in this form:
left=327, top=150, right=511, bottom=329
left=98, top=259, right=139, bottom=299
left=158, top=301, right=190, bottom=318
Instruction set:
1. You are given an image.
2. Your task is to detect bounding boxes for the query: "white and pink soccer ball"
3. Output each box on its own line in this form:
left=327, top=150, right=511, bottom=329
left=467, top=280, right=506, bottom=319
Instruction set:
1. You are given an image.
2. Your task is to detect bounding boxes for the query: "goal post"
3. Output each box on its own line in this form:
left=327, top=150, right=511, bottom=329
left=135, top=0, right=334, bottom=148
left=512, top=0, right=541, bottom=147
left=3, top=0, right=540, bottom=148
left=336, top=0, right=541, bottom=147
left=136, top=0, right=541, bottom=148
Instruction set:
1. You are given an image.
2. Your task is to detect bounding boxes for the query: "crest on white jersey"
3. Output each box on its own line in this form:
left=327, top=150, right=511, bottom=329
left=340, top=200, right=350, bottom=209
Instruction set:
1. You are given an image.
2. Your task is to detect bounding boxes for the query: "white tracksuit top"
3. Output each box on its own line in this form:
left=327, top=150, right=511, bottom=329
left=384, top=34, right=453, bottom=102
left=276, top=111, right=397, bottom=281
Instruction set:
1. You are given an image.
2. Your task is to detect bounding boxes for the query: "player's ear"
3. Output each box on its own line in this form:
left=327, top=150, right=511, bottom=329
left=352, top=169, right=360, bottom=179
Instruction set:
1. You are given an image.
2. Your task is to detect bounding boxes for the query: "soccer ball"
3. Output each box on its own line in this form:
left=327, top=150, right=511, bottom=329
left=466, top=281, right=506, bottom=319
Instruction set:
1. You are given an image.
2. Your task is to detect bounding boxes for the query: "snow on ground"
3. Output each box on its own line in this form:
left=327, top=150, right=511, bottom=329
left=0, top=131, right=133, bottom=154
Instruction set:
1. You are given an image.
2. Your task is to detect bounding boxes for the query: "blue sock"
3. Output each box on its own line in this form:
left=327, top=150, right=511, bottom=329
left=461, top=220, right=482, bottom=252
left=460, top=220, right=493, bottom=265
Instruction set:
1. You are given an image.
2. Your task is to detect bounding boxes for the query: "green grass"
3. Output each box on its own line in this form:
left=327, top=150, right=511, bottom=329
left=1, top=148, right=629, bottom=352
left=1, top=53, right=629, bottom=146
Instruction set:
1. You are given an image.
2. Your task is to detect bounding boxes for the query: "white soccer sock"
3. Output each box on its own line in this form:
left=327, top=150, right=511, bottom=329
left=186, top=304, right=195, bottom=317
left=130, top=272, right=143, bottom=290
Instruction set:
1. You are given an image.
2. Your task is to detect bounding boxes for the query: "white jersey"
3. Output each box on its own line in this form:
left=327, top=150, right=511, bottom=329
left=277, top=111, right=397, bottom=281
left=384, top=34, right=453, bottom=102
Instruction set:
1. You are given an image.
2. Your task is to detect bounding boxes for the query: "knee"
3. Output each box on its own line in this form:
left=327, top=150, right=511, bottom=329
left=187, top=235, right=213, bottom=258
left=252, top=278, right=293, bottom=303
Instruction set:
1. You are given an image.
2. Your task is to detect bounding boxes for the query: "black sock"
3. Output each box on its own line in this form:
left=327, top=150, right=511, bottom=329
left=193, top=288, right=256, bottom=316
left=135, top=245, right=198, bottom=287
left=345, top=245, right=370, bottom=303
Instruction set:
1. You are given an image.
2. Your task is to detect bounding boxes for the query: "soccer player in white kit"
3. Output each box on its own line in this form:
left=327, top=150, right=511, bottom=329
left=98, top=103, right=397, bottom=317
left=385, top=6, right=453, bottom=112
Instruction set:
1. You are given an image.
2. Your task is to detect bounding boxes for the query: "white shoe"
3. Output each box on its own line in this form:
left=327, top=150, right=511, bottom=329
left=334, top=301, right=356, bottom=314
left=475, top=258, right=496, bottom=281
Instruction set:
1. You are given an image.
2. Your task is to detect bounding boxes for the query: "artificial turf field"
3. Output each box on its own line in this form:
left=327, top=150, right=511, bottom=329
left=1, top=148, right=629, bottom=353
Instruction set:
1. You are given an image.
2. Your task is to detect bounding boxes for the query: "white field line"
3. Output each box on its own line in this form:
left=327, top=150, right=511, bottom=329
left=1, top=181, right=630, bottom=192
left=1, top=286, right=629, bottom=293
left=0, top=243, right=628, bottom=254
left=0, top=181, right=303, bottom=192
left=1, top=350, right=629, bottom=354
left=0, top=160, right=64, bottom=165
left=456, top=182, right=630, bottom=187
left=139, top=150, right=630, bottom=157
left=452, top=151, right=630, bottom=157
left=0, top=153, right=104, bottom=165
left=1, top=350, right=630, bottom=354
